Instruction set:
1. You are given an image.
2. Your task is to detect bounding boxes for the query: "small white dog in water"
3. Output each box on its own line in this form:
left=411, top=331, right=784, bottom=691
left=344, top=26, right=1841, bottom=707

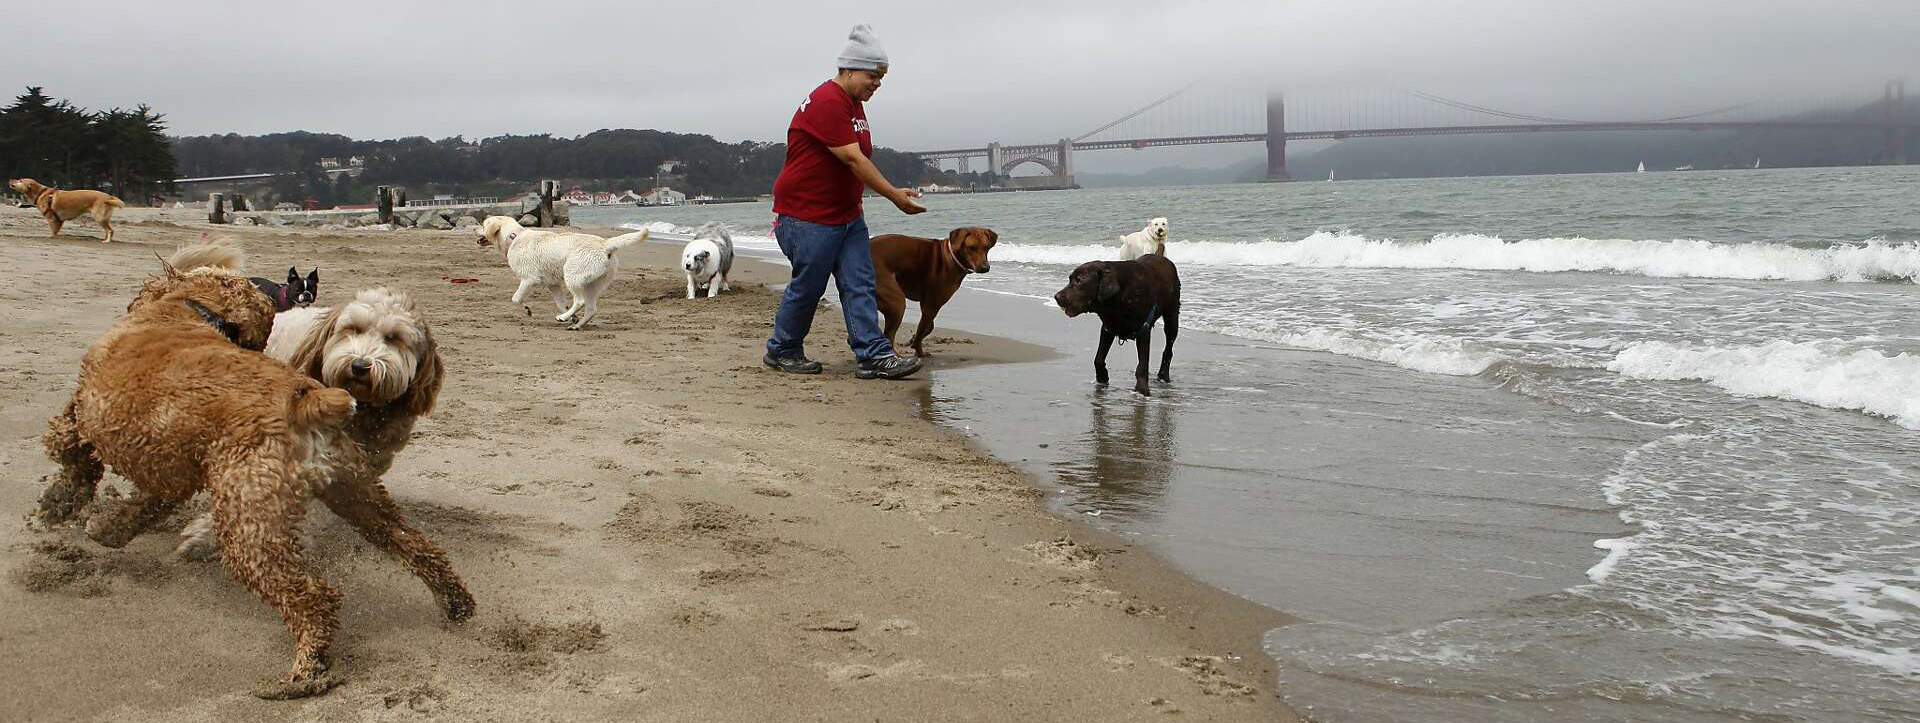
left=1118, top=217, right=1170, bottom=260
left=476, top=216, right=649, bottom=329
left=682, top=222, right=736, bottom=298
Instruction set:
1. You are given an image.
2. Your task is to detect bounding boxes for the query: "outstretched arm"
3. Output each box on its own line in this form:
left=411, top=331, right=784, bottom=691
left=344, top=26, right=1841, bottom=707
left=829, top=143, right=925, bottom=215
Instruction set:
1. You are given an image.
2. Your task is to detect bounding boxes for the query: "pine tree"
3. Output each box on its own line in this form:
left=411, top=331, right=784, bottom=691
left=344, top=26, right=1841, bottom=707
left=1, top=88, right=177, bottom=203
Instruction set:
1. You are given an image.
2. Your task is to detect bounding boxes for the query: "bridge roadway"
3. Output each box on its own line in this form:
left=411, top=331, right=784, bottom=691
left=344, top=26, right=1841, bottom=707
left=914, top=119, right=1919, bottom=161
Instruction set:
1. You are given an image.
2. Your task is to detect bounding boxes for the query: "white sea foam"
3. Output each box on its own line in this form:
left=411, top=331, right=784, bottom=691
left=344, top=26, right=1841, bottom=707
left=1607, top=340, right=1920, bottom=429
left=619, top=222, right=780, bottom=252
left=1586, top=537, right=1636, bottom=583
left=622, top=220, right=690, bottom=238
left=992, top=232, right=1920, bottom=283
left=1263, top=328, right=1503, bottom=376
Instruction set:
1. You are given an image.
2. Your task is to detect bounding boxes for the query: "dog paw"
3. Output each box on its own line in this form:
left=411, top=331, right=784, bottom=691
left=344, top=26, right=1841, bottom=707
left=252, top=673, right=344, bottom=700
left=522, top=306, right=533, bottom=317
left=83, top=516, right=135, bottom=549
left=173, top=529, right=220, bottom=561
left=23, top=512, right=58, bottom=533
left=441, top=587, right=477, bottom=623
left=1134, top=385, right=1152, bottom=396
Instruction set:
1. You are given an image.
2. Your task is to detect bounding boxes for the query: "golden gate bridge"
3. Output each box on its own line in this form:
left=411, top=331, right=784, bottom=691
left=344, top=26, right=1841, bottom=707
left=912, top=82, right=1913, bottom=186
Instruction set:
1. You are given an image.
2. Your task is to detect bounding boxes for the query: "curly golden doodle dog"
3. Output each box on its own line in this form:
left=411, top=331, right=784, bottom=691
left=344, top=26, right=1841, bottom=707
left=8, top=177, right=124, bottom=243
left=1053, top=255, right=1182, bottom=396
left=869, top=226, right=997, bottom=358
left=476, top=215, right=649, bottom=329
left=176, top=287, right=445, bottom=558
left=32, top=245, right=472, bottom=699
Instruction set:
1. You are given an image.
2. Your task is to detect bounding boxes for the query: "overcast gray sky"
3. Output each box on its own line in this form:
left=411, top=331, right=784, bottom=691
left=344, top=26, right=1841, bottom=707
left=4, top=0, right=1915, bottom=173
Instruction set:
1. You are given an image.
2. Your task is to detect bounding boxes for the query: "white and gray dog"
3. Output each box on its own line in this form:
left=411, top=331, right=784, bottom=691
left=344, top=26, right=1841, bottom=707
left=682, top=221, right=736, bottom=298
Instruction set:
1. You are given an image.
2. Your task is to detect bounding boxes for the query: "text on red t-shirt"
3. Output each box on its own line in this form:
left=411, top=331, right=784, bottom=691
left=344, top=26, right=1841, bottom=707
left=772, top=80, right=873, bottom=226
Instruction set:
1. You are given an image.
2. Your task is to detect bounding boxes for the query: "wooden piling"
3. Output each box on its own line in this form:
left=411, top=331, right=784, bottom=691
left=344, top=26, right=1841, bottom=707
left=207, top=193, right=226, bottom=224
left=537, top=180, right=556, bottom=227
left=377, top=185, right=393, bottom=224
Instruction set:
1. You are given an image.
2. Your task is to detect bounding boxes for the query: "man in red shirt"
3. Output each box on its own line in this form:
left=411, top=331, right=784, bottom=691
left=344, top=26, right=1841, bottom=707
left=763, top=24, right=926, bottom=380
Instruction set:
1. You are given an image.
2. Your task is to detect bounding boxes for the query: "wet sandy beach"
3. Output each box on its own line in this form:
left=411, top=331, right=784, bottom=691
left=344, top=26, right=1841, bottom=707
left=0, top=207, right=1299, bottom=722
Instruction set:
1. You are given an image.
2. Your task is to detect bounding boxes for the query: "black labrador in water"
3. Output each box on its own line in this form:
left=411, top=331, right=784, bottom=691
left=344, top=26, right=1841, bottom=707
left=1053, top=255, right=1181, bottom=395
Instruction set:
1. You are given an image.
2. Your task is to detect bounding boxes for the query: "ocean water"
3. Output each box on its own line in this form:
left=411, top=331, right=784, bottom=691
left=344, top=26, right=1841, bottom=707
left=576, top=166, right=1920, bottom=723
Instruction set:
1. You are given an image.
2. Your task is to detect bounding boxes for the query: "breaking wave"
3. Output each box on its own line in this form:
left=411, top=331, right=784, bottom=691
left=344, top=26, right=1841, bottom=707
left=992, top=232, right=1920, bottom=283
left=1607, top=340, right=1920, bottom=429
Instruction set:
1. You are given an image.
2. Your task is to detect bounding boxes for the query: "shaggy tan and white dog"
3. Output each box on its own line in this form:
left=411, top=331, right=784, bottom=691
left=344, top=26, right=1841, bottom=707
left=33, top=246, right=472, bottom=699
left=476, top=216, right=649, bottom=329
left=1118, top=217, right=1170, bottom=260
left=176, top=287, right=445, bottom=559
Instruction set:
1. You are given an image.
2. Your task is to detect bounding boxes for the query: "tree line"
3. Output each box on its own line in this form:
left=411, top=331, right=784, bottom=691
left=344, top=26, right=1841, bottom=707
left=2, top=85, right=962, bottom=209
left=172, top=128, right=955, bottom=208
left=0, top=87, right=177, bottom=204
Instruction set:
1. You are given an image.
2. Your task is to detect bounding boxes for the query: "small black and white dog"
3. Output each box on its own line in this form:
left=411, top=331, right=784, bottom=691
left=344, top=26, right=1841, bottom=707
left=249, top=267, right=319, bottom=312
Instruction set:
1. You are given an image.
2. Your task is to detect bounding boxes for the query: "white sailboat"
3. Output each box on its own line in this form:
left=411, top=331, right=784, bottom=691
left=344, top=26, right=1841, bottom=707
left=1327, top=169, right=1335, bottom=182
left=1753, top=158, right=1762, bottom=169
left=1636, top=161, right=1646, bottom=173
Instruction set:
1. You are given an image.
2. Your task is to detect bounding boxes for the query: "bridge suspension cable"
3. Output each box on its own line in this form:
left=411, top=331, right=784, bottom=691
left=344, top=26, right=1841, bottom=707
left=1074, top=83, right=1199, bottom=142
left=1409, top=91, right=1762, bottom=125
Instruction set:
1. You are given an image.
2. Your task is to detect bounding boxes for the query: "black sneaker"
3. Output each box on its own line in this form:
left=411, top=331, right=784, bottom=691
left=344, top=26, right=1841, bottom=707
left=854, top=354, right=923, bottom=380
left=762, top=353, right=823, bottom=374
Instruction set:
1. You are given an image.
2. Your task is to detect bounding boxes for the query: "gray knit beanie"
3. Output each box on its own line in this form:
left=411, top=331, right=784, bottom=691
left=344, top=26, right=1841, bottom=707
left=837, top=24, right=888, bottom=70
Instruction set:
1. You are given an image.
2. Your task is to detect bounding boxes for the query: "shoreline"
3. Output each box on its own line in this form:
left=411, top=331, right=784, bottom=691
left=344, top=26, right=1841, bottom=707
left=0, top=208, right=1301, bottom=722
left=580, top=223, right=1304, bottom=706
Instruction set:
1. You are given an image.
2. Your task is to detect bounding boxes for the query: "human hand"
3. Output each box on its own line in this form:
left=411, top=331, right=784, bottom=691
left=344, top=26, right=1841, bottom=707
left=894, top=193, right=927, bottom=215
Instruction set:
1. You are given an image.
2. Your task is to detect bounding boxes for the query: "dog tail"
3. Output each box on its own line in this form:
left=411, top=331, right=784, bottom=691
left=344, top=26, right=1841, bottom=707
left=167, top=242, right=245, bottom=273
left=288, top=383, right=356, bottom=430
left=105, top=197, right=125, bottom=208
left=604, top=228, right=650, bottom=257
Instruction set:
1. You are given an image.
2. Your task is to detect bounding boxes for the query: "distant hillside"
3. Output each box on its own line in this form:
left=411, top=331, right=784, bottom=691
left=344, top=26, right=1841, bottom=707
left=170, top=129, right=934, bottom=207
left=1077, top=160, right=1265, bottom=188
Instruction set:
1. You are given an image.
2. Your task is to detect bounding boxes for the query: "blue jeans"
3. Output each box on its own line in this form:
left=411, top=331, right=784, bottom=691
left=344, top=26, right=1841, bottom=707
left=766, top=214, right=894, bottom=363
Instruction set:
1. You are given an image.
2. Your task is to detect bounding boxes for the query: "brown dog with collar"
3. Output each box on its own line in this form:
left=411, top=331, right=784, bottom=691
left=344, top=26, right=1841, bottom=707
left=8, top=177, right=124, bottom=243
left=870, top=226, right=998, bottom=357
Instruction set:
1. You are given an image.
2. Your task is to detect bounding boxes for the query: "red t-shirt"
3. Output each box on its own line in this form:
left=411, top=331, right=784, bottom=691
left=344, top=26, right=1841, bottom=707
left=772, top=80, right=872, bottom=225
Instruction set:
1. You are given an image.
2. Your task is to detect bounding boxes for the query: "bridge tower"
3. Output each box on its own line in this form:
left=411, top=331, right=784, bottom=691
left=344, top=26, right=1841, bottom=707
left=1264, top=94, right=1289, bottom=181
left=986, top=142, right=1005, bottom=184
left=1886, top=80, right=1908, bottom=165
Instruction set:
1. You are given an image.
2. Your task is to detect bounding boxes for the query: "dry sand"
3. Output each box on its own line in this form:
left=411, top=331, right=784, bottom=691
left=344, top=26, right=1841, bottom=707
left=0, top=207, right=1300, bottom=722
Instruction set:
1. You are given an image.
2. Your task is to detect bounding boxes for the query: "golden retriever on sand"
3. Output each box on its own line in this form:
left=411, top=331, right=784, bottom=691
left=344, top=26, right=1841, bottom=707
left=8, top=177, right=124, bottom=242
left=32, top=244, right=474, bottom=699
left=476, top=215, right=649, bottom=329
